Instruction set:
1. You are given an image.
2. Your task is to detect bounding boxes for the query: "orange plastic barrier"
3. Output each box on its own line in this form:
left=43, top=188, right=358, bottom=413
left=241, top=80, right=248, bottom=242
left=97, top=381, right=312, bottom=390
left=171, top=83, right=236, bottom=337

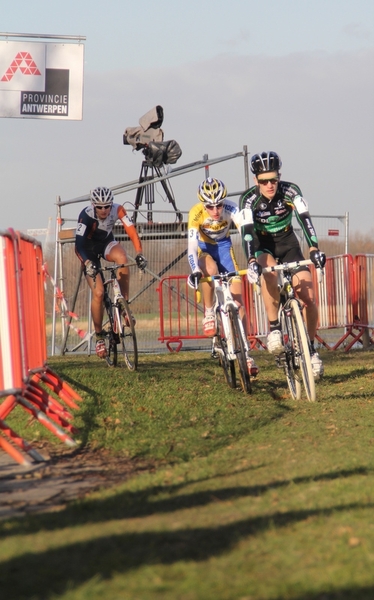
left=0, top=229, right=82, bottom=465
left=0, top=231, right=24, bottom=394
left=15, top=231, right=47, bottom=373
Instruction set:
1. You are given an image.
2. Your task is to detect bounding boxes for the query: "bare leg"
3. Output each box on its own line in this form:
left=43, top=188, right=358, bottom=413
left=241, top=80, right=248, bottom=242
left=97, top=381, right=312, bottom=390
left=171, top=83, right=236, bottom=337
left=257, top=253, right=280, bottom=321
left=230, top=279, right=248, bottom=336
left=292, top=270, right=318, bottom=340
left=85, top=275, right=105, bottom=334
left=105, top=244, right=130, bottom=300
left=198, top=254, right=218, bottom=310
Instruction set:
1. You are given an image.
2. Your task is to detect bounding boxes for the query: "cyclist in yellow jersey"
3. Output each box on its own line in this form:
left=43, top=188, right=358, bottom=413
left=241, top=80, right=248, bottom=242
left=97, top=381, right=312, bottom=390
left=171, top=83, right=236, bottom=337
left=187, top=177, right=258, bottom=376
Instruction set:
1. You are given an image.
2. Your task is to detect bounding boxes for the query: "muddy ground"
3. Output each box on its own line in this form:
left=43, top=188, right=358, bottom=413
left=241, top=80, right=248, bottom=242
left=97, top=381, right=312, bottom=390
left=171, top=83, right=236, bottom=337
left=0, top=443, right=153, bottom=520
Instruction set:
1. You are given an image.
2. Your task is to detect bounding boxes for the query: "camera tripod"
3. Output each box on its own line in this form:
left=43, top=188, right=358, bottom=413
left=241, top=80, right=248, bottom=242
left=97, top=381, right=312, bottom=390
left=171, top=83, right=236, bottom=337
left=132, top=157, right=183, bottom=225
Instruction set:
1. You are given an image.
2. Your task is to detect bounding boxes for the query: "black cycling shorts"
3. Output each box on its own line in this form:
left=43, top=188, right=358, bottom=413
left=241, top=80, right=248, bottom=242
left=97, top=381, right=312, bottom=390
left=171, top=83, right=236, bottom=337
left=255, top=230, right=309, bottom=273
left=82, top=235, right=115, bottom=271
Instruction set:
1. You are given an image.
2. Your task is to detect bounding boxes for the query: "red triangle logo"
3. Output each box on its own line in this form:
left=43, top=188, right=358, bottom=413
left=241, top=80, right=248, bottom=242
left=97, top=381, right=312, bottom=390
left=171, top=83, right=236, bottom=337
left=1, top=52, right=42, bottom=82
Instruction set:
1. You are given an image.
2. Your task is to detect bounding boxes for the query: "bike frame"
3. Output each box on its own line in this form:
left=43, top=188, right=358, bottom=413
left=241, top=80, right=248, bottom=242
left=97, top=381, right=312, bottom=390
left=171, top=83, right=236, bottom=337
left=102, top=268, right=124, bottom=334
left=260, top=259, right=323, bottom=401
left=261, top=258, right=319, bottom=316
left=211, top=273, right=249, bottom=361
left=97, top=262, right=139, bottom=370
left=198, top=269, right=251, bottom=393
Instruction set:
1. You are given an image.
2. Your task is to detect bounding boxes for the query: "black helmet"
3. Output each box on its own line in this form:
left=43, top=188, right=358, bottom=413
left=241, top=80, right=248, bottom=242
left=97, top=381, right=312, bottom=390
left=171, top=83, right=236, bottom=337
left=250, top=151, right=282, bottom=175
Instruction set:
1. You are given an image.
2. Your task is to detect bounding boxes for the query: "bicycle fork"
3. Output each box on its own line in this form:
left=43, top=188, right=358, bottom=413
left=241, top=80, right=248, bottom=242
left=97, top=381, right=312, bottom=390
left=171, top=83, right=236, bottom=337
left=279, top=303, right=301, bottom=368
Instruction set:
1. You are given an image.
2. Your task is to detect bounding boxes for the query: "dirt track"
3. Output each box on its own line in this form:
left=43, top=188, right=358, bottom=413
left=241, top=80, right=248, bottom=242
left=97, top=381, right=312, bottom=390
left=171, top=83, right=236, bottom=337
left=0, top=443, right=151, bottom=520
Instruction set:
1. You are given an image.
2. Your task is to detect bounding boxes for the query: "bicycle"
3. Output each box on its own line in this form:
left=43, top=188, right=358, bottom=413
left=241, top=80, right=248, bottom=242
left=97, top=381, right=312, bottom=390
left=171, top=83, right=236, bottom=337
left=197, top=270, right=251, bottom=394
left=95, top=262, right=138, bottom=371
left=259, top=259, right=322, bottom=402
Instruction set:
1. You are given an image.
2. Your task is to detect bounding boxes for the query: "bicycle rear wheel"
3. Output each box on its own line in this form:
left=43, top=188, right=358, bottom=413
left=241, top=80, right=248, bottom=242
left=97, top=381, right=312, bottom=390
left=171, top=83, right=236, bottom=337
left=115, top=300, right=138, bottom=371
left=215, top=310, right=236, bottom=389
left=280, top=310, right=301, bottom=400
left=228, top=305, right=251, bottom=394
left=290, top=299, right=316, bottom=401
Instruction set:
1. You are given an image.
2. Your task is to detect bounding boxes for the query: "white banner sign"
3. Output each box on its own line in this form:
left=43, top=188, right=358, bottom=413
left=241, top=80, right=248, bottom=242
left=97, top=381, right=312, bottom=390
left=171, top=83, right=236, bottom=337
left=0, top=40, right=84, bottom=120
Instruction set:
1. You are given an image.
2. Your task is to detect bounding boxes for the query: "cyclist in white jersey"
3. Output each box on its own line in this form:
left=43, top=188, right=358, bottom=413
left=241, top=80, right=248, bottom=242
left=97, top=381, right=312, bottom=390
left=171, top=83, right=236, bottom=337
left=75, top=186, right=147, bottom=358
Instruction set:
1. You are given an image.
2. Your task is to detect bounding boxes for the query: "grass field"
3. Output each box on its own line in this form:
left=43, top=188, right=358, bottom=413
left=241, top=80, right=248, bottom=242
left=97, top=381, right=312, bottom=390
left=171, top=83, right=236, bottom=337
left=2, top=348, right=374, bottom=599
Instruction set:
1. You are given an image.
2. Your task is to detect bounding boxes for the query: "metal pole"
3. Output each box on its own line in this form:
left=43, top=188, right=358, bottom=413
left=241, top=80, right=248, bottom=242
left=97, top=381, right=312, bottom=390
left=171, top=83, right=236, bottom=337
left=51, top=198, right=61, bottom=356
left=61, top=270, right=83, bottom=355
left=345, top=211, right=349, bottom=255
left=57, top=210, right=66, bottom=346
left=0, top=32, right=86, bottom=41
left=203, top=154, right=209, bottom=178
left=243, top=145, right=250, bottom=190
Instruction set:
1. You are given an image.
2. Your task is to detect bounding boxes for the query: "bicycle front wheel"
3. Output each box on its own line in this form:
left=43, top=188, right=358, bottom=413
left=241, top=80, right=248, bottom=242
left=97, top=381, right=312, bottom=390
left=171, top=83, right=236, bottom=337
left=280, top=309, right=301, bottom=401
left=228, top=305, right=251, bottom=394
left=114, top=300, right=138, bottom=371
left=216, top=310, right=236, bottom=389
left=103, top=306, right=118, bottom=367
left=290, top=299, right=316, bottom=402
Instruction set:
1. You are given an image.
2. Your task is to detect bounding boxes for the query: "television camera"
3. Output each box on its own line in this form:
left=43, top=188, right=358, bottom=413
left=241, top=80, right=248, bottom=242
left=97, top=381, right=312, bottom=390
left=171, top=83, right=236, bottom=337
left=123, top=106, right=183, bottom=223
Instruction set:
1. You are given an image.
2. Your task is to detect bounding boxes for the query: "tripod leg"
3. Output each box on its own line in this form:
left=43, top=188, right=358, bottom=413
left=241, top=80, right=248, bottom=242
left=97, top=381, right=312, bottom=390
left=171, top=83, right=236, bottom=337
left=132, top=162, right=148, bottom=224
left=156, top=167, right=183, bottom=222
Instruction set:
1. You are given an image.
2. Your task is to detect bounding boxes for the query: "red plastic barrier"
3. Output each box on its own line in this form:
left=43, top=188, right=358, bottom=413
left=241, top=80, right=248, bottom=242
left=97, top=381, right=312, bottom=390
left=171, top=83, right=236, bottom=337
left=157, top=273, right=262, bottom=351
left=158, top=256, right=374, bottom=353
left=157, top=275, right=205, bottom=351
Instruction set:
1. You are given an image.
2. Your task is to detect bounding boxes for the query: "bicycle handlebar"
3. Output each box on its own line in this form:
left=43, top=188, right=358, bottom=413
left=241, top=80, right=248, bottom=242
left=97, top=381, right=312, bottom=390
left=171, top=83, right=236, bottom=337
left=260, top=258, right=324, bottom=286
left=97, top=262, right=137, bottom=273
left=199, top=269, right=247, bottom=284
left=261, top=259, right=312, bottom=274
left=193, top=259, right=324, bottom=291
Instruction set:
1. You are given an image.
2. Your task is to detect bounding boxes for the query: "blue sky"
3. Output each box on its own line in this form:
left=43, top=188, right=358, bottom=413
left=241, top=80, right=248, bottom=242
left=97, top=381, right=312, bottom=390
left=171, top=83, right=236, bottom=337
left=1, top=0, right=373, bottom=235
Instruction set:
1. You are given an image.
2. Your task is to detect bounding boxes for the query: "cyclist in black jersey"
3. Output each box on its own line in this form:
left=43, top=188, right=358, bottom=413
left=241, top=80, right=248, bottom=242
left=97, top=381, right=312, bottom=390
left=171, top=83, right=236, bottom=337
left=239, top=151, right=326, bottom=379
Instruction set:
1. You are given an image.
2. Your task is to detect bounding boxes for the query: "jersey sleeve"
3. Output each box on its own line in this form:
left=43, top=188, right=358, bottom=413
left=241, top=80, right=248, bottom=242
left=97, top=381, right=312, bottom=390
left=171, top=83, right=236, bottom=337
left=238, top=191, right=259, bottom=260
left=187, top=205, right=201, bottom=272
left=75, top=210, right=92, bottom=264
left=291, top=189, right=319, bottom=249
left=117, top=206, right=143, bottom=254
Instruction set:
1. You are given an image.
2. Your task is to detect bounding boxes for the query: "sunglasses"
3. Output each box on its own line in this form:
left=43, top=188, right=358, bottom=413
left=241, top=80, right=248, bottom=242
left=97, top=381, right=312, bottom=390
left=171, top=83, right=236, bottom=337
left=96, top=204, right=111, bottom=210
left=206, top=202, right=223, bottom=210
left=257, top=178, right=279, bottom=186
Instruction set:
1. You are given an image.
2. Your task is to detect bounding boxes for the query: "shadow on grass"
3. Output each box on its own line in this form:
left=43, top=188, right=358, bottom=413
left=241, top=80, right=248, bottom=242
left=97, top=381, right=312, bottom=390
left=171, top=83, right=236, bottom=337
left=277, top=589, right=374, bottom=600
left=1, top=465, right=370, bottom=538
left=62, top=380, right=104, bottom=448
left=1, top=498, right=374, bottom=600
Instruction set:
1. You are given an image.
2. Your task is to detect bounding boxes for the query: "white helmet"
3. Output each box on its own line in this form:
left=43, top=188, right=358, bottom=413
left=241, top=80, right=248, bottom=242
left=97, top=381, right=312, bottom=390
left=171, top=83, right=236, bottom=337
left=197, top=178, right=227, bottom=205
left=90, top=186, right=114, bottom=205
